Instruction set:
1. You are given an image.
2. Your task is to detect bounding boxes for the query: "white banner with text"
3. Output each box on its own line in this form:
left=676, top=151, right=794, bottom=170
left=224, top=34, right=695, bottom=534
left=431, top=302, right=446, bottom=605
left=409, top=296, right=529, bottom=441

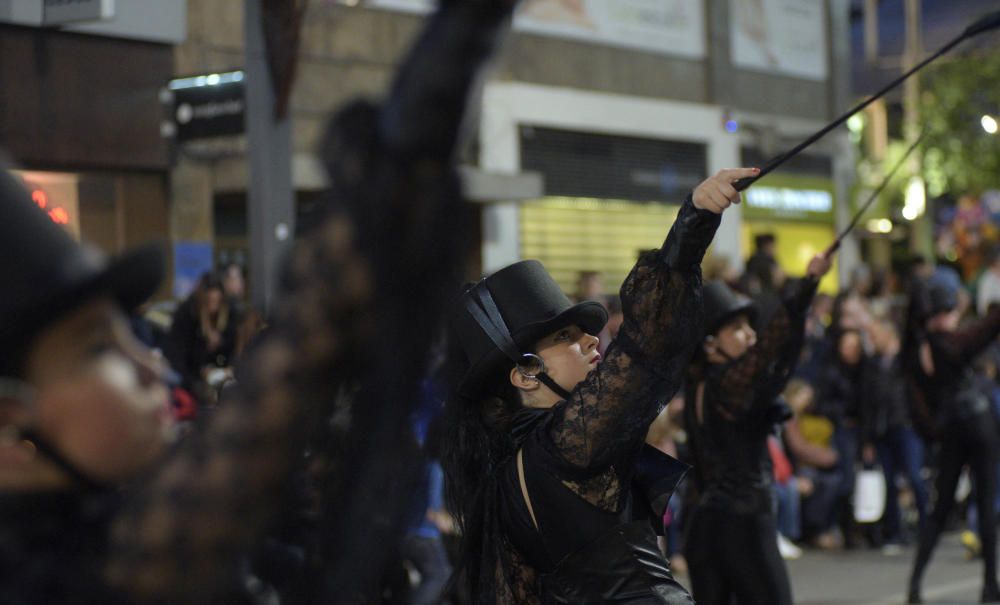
left=367, top=0, right=706, bottom=59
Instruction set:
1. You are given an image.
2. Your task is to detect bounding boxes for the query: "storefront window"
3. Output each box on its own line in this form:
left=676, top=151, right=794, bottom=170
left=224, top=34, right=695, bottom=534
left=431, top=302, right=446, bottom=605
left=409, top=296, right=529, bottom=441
left=520, top=197, right=679, bottom=294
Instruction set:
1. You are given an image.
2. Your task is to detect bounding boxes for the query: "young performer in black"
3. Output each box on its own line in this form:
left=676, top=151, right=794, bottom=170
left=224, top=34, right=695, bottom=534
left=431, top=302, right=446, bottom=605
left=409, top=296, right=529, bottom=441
left=0, top=0, right=512, bottom=601
left=683, top=254, right=832, bottom=605
left=444, top=166, right=757, bottom=603
left=907, top=283, right=1000, bottom=604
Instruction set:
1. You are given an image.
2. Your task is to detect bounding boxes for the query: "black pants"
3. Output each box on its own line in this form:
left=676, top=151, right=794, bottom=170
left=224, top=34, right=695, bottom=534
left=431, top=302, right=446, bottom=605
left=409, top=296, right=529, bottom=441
left=910, top=413, right=999, bottom=593
left=685, top=507, right=793, bottom=605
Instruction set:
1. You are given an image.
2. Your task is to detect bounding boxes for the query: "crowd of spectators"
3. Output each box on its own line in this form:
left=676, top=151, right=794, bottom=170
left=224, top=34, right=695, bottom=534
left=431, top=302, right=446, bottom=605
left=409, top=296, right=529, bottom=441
left=130, top=239, right=1000, bottom=604
left=396, top=237, right=1000, bottom=603
left=644, top=234, right=1000, bottom=576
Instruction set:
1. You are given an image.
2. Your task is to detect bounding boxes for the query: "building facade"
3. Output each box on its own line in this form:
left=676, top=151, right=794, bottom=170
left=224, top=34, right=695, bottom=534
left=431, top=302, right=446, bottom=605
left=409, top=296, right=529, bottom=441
left=175, top=0, right=855, bottom=297
left=0, top=0, right=186, bottom=299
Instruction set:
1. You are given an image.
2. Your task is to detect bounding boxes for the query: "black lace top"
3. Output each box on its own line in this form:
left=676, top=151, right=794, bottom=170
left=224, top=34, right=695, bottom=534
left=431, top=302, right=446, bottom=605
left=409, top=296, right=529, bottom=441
left=685, top=278, right=817, bottom=515
left=495, top=197, right=720, bottom=602
left=919, top=306, right=1000, bottom=428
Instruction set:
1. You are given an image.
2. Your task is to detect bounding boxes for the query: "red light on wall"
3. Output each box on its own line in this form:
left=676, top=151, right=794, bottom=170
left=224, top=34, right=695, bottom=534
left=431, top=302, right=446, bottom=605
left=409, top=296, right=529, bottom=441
left=31, top=190, right=47, bottom=209
left=28, top=188, right=69, bottom=225
left=48, top=207, right=69, bottom=224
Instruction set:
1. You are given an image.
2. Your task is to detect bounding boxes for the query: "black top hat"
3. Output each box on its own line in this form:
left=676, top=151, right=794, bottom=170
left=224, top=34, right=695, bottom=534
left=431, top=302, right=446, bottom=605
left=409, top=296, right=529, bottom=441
left=0, top=164, right=164, bottom=376
left=452, top=260, right=607, bottom=397
left=703, top=280, right=757, bottom=337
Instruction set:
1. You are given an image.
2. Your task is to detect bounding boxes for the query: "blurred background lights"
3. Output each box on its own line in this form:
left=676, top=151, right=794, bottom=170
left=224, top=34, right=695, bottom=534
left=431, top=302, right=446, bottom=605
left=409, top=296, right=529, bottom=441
left=866, top=218, right=893, bottom=233
left=169, top=70, right=245, bottom=91
left=847, top=114, right=864, bottom=133
left=902, top=176, right=926, bottom=220
left=982, top=114, right=998, bottom=134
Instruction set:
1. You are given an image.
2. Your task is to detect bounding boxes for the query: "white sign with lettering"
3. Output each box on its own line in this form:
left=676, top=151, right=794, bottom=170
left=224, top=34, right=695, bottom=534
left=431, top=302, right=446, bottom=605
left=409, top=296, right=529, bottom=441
left=746, top=187, right=833, bottom=214
left=367, top=0, right=706, bottom=59
left=2, top=0, right=183, bottom=43
left=43, top=0, right=114, bottom=25
left=730, top=0, right=827, bottom=81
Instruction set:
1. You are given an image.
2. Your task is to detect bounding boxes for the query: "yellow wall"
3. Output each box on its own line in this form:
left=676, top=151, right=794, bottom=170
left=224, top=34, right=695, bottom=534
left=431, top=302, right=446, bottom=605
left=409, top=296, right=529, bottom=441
left=741, top=222, right=839, bottom=294
left=520, top=197, right=680, bottom=294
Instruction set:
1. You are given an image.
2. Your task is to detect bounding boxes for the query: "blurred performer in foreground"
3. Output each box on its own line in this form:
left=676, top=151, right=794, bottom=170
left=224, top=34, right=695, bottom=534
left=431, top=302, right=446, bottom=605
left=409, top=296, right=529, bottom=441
left=683, top=253, right=832, bottom=605
left=0, top=0, right=515, bottom=602
left=907, top=284, right=1000, bottom=604
left=444, top=167, right=757, bottom=603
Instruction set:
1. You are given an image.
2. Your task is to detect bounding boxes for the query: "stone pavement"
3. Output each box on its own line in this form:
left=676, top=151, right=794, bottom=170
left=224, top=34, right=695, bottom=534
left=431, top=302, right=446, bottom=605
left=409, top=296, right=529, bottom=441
left=674, top=531, right=995, bottom=604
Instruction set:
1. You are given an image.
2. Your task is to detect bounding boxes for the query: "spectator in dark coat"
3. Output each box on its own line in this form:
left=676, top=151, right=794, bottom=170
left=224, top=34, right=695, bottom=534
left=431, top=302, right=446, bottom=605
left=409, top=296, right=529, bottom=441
left=817, top=329, right=865, bottom=547
left=860, top=320, right=929, bottom=551
left=165, top=273, right=236, bottom=398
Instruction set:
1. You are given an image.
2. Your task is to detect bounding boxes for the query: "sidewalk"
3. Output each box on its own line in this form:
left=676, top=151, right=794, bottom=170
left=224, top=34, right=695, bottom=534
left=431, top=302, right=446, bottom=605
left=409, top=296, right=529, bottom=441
left=674, top=531, right=991, bottom=604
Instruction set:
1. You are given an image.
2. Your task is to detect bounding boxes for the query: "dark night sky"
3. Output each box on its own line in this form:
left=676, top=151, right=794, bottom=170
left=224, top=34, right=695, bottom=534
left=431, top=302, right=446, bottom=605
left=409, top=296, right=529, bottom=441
left=850, top=0, right=1000, bottom=97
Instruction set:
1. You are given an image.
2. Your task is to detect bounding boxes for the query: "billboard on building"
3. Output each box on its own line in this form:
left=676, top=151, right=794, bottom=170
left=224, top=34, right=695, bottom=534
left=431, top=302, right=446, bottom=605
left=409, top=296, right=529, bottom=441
left=729, top=0, right=827, bottom=81
left=0, top=0, right=184, bottom=44
left=368, top=0, right=706, bottom=59
left=42, top=0, right=115, bottom=25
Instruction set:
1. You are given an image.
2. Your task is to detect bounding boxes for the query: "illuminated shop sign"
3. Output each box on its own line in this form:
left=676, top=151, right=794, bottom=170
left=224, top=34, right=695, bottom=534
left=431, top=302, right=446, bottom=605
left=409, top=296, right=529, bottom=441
left=744, top=186, right=833, bottom=222
left=746, top=187, right=832, bottom=213
left=167, top=70, right=245, bottom=142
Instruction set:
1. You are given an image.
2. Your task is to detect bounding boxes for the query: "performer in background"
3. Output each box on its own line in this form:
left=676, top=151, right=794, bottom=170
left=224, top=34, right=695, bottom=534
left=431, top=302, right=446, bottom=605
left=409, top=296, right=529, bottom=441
left=907, top=283, right=1000, bottom=604
left=443, top=167, right=757, bottom=603
left=0, top=0, right=514, bottom=602
left=683, top=252, right=833, bottom=605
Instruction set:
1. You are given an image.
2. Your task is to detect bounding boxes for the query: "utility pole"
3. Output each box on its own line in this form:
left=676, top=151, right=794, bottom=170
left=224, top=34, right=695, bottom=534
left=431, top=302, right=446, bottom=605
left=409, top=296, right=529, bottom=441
left=904, top=0, right=931, bottom=258
left=244, top=0, right=295, bottom=313
left=864, top=0, right=879, bottom=64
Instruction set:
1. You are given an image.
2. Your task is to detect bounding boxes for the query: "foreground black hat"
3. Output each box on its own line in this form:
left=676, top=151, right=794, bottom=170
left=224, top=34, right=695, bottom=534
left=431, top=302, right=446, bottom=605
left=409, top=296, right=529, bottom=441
left=452, top=260, right=607, bottom=397
left=0, top=164, right=164, bottom=375
left=703, top=280, right=757, bottom=337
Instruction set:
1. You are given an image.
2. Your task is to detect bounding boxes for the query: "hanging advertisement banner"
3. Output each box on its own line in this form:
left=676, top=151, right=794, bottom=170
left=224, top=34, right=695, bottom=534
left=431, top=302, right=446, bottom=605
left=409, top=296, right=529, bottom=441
left=43, top=0, right=115, bottom=25
left=1, top=0, right=184, bottom=44
left=367, top=0, right=706, bottom=59
left=729, top=0, right=827, bottom=81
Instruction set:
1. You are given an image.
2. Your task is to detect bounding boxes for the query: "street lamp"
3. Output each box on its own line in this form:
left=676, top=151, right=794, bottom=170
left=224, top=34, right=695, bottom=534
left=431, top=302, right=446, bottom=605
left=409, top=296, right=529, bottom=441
left=903, top=176, right=926, bottom=220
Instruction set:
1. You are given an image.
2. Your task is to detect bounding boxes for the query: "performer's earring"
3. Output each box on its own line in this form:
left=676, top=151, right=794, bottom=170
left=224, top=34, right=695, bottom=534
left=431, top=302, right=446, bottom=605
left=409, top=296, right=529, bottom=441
left=516, top=353, right=546, bottom=380
left=0, top=425, right=37, bottom=460
left=511, top=353, right=546, bottom=391
left=0, top=378, right=38, bottom=460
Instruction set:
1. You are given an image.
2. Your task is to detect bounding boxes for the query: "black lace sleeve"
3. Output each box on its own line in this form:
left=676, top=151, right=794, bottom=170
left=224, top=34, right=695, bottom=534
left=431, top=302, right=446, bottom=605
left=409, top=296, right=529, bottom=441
left=542, top=197, right=719, bottom=481
left=710, top=277, right=818, bottom=419
left=103, top=2, right=513, bottom=602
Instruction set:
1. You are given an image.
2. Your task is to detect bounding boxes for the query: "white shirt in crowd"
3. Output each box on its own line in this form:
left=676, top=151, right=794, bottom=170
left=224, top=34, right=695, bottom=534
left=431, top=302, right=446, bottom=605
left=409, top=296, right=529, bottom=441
left=978, top=269, right=1000, bottom=316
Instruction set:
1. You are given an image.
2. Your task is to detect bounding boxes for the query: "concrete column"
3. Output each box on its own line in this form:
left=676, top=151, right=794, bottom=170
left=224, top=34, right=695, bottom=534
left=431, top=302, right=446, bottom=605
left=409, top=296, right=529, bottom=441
left=708, top=129, right=744, bottom=273
left=834, top=132, right=861, bottom=285
left=244, top=0, right=295, bottom=313
left=903, top=0, right=932, bottom=259
left=481, top=203, right=521, bottom=274
left=830, top=0, right=859, bottom=288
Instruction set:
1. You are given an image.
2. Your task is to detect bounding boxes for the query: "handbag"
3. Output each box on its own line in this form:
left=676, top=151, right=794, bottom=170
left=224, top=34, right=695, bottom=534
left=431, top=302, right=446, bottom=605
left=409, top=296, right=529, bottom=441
left=853, top=467, right=886, bottom=524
